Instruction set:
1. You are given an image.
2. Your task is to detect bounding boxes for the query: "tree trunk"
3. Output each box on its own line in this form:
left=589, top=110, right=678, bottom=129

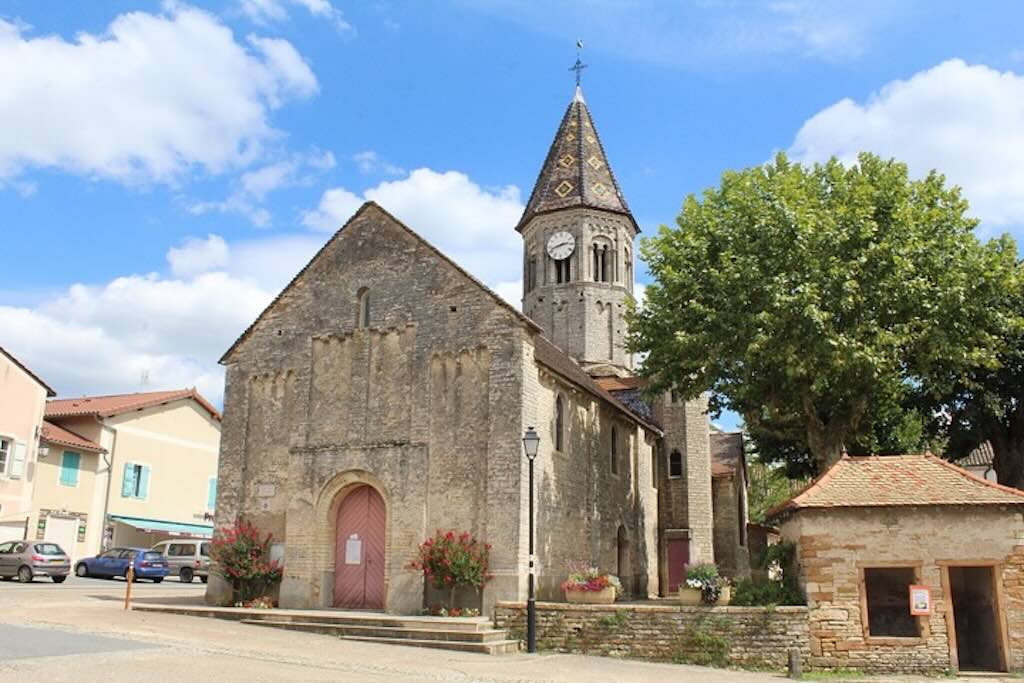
left=991, top=430, right=1024, bottom=490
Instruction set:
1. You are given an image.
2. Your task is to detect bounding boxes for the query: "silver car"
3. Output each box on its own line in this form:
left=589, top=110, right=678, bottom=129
left=0, top=540, right=71, bottom=583
left=151, top=539, right=211, bottom=583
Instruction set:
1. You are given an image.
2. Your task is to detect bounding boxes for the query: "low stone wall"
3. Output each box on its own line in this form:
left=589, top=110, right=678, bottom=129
left=494, top=601, right=809, bottom=669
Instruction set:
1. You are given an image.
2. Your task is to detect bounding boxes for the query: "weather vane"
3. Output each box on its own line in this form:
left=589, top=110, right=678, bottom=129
left=569, top=39, right=587, bottom=87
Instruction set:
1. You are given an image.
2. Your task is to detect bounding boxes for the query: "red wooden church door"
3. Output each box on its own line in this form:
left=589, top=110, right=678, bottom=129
left=667, top=538, right=690, bottom=592
left=334, top=485, right=386, bottom=609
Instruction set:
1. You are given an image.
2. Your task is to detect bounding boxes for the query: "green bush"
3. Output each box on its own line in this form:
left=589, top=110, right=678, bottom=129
left=730, top=577, right=804, bottom=606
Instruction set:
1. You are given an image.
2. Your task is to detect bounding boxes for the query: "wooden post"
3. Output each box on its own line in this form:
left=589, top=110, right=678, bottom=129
left=124, top=564, right=134, bottom=610
left=788, top=648, right=802, bottom=679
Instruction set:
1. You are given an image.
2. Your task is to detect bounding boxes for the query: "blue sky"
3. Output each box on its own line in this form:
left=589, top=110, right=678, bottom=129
left=2, top=1, right=1024, bottom=427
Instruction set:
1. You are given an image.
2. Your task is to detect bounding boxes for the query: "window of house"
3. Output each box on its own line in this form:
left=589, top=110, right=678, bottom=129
left=0, top=437, right=9, bottom=475
left=121, top=462, right=150, bottom=499
left=610, top=425, right=619, bottom=474
left=555, top=257, right=571, bottom=283
left=863, top=567, right=919, bottom=638
left=356, top=287, right=370, bottom=328
left=555, top=395, right=565, bottom=452
left=207, top=477, right=217, bottom=510
left=669, top=449, right=683, bottom=478
left=59, top=451, right=80, bottom=487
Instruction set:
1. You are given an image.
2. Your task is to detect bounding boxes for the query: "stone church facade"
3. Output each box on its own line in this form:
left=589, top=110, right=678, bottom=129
left=208, top=86, right=747, bottom=613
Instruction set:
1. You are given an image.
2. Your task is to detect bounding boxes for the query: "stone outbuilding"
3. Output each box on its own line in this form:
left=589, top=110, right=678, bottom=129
left=767, top=453, right=1024, bottom=674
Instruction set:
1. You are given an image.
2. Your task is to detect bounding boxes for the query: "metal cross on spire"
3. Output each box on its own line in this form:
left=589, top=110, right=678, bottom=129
left=569, top=39, right=587, bottom=87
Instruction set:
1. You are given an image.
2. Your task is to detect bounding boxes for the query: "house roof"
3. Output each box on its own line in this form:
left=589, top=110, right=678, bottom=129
left=46, top=388, right=221, bottom=422
left=40, top=421, right=105, bottom=453
left=765, top=453, right=1024, bottom=522
left=0, top=346, right=55, bottom=397
left=516, top=87, right=637, bottom=233
left=710, top=432, right=745, bottom=479
left=220, top=202, right=542, bottom=363
left=960, top=441, right=994, bottom=468
left=533, top=336, right=662, bottom=436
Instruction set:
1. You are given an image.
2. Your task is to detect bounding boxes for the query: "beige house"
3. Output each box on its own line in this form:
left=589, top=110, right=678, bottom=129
left=767, top=454, right=1024, bottom=674
left=0, top=347, right=55, bottom=540
left=32, top=389, right=221, bottom=559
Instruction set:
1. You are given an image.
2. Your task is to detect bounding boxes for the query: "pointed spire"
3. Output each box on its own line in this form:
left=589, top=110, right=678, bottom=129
left=516, top=90, right=636, bottom=232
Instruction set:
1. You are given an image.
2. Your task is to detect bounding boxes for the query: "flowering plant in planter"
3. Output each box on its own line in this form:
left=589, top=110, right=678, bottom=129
left=408, top=530, right=492, bottom=612
left=209, top=517, right=282, bottom=606
left=560, top=562, right=623, bottom=596
left=685, top=562, right=724, bottom=605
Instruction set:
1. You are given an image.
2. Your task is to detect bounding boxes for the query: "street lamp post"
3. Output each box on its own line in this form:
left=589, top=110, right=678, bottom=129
left=522, top=426, right=540, bottom=654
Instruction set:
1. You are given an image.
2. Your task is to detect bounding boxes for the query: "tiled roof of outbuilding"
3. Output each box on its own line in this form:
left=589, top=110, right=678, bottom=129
left=516, top=87, right=636, bottom=232
left=46, top=388, right=221, bottom=422
left=765, top=453, right=1024, bottom=522
left=960, top=441, right=994, bottom=467
left=40, top=421, right=105, bottom=453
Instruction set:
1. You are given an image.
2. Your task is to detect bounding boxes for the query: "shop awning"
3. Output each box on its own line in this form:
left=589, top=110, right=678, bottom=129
left=110, top=515, right=214, bottom=539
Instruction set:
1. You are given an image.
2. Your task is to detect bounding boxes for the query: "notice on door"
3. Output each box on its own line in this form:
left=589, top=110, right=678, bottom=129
left=345, top=534, right=362, bottom=565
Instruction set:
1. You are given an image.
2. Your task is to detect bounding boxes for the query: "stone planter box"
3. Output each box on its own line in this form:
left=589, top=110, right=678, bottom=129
left=565, top=587, right=616, bottom=604
left=679, top=585, right=732, bottom=605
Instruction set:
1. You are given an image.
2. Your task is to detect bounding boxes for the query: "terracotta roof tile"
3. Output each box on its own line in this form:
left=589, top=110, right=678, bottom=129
left=46, top=388, right=221, bottom=422
left=533, top=336, right=661, bottom=435
left=40, top=421, right=105, bottom=453
left=765, top=453, right=1024, bottom=522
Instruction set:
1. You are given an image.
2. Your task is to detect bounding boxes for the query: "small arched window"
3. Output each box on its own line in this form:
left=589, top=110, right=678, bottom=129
left=592, top=242, right=611, bottom=283
left=669, top=449, right=683, bottom=478
left=610, top=425, right=619, bottom=474
left=555, top=395, right=565, bottom=452
left=356, top=287, right=370, bottom=328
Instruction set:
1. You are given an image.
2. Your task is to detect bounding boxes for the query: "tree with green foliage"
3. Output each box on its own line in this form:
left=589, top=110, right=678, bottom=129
left=628, top=152, right=1018, bottom=473
left=925, top=263, right=1024, bottom=487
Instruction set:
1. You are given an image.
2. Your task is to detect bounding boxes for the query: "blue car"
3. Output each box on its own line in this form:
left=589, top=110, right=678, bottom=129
left=74, top=547, right=169, bottom=582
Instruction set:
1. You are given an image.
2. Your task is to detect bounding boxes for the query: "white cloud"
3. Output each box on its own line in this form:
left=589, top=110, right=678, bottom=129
left=0, top=4, right=317, bottom=185
left=789, top=59, right=1024, bottom=227
left=239, top=0, right=352, bottom=32
left=352, top=150, right=404, bottom=176
left=167, top=234, right=230, bottom=278
left=302, top=168, right=525, bottom=283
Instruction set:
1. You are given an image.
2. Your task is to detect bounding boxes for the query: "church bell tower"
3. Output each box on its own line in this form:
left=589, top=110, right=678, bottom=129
left=518, top=85, right=639, bottom=377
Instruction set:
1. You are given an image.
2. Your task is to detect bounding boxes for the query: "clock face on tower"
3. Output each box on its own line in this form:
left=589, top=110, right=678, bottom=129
left=546, top=231, right=576, bottom=260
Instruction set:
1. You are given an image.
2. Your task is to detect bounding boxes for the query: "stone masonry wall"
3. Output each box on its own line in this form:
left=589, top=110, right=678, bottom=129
left=782, top=507, right=1024, bottom=674
left=495, top=601, right=809, bottom=669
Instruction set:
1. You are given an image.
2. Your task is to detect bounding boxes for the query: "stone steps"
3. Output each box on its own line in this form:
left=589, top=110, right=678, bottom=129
left=130, top=603, right=519, bottom=655
left=241, top=620, right=520, bottom=655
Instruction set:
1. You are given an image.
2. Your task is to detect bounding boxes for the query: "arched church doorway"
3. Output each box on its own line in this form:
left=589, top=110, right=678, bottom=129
left=334, top=484, right=386, bottom=609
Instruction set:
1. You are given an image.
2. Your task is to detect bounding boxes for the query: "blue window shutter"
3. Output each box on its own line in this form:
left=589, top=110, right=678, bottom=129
left=138, top=465, right=150, bottom=499
left=207, top=478, right=217, bottom=510
left=121, top=463, right=136, bottom=497
left=60, top=452, right=80, bottom=486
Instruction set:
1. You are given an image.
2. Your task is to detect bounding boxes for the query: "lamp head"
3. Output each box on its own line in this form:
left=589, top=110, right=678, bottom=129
left=522, top=426, right=540, bottom=460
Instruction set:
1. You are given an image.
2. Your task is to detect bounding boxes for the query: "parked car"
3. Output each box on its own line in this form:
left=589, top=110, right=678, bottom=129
left=0, top=540, right=71, bottom=583
left=74, top=547, right=169, bottom=582
left=151, top=539, right=211, bottom=583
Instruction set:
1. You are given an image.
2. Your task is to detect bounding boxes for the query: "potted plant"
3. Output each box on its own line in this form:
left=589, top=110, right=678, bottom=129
left=679, top=563, right=728, bottom=606
left=408, top=530, right=492, bottom=614
left=561, top=562, right=622, bottom=604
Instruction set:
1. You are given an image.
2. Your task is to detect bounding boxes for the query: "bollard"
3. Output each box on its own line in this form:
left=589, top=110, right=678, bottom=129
left=787, top=648, right=802, bottom=679
left=124, top=563, right=134, bottom=610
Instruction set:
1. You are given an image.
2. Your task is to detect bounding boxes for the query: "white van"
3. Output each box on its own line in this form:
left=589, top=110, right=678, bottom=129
left=151, top=539, right=211, bottom=583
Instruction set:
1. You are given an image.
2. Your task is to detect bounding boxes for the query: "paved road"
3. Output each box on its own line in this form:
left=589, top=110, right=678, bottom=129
left=0, top=576, right=1010, bottom=682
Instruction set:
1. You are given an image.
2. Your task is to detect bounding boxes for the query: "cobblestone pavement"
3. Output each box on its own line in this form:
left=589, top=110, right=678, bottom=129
left=0, top=577, right=1014, bottom=682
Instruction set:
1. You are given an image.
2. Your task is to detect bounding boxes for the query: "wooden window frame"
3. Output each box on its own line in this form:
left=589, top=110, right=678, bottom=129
left=937, top=559, right=1011, bottom=673
left=857, top=561, right=925, bottom=645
